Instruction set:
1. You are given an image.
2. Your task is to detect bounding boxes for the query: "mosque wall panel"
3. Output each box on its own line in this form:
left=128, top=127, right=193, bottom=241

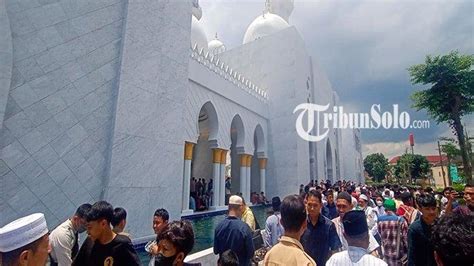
left=0, top=0, right=126, bottom=228
left=104, top=0, right=193, bottom=238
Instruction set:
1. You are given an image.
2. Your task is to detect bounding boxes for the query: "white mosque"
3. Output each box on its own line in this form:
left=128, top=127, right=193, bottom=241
left=0, top=0, right=363, bottom=238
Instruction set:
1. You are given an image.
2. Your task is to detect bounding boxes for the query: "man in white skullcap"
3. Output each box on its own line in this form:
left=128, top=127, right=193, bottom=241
left=0, top=213, right=50, bottom=266
left=214, top=195, right=255, bottom=266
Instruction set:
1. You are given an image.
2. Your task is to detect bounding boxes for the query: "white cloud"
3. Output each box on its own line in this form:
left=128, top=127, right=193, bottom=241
left=198, top=0, right=474, bottom=145
left=363, top=120, right=474, bottom=159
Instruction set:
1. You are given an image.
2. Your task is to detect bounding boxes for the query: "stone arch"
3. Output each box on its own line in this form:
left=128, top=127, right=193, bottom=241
left=253, top=124, right=266, bottom=157
left=190, top=101, right=220, bottom=210
left=251, top=124, right=266, bottom=198
left=325, top=138, right=333, bottom=182
left=229, top=114, right=246, bottom=196
left=198, top=101, right=219, bottom=142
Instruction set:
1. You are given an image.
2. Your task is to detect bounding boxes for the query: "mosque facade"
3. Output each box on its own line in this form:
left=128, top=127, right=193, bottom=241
left=0, top=0, right=363, bottom=238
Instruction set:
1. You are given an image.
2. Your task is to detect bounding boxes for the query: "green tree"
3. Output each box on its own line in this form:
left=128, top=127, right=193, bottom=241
left=394, top=154, right=431, bottom=183
left=408, top=51, right=474, bottom=184
left=363, top=153, right=389, bottom=182
left=440, top=137, right=461, bottom=164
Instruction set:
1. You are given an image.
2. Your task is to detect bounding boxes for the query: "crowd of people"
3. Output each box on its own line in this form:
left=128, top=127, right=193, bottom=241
left=189, top=177, right=268, bottom=212
left=190, top=177, right=213, bottom=211
left=0, top=180, right=472, bottom=266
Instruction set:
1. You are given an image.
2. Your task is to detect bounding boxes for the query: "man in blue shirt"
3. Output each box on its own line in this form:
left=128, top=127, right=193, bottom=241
left=301, top=190, right=342, bottom=266
left=264, top=197, right=284, bottom=247
left=324, top=190, right=338, bottom=220
left=214, top=195, right=255, bottom=266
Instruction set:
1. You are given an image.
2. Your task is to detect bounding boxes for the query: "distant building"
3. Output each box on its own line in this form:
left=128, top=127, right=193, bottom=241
left=389, top=155, right=449, bottom=187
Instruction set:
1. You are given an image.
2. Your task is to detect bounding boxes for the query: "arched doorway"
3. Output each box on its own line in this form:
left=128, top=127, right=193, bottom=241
left=229, top=115, right=245, bottom=200
left=326, top=139, right=333, bottom=182
left=189, top=102, right=218, bottom=211
left=251, top=125, right=265, bottom=203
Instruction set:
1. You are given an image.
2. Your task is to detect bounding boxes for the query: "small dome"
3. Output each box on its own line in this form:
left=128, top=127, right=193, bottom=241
left=268, top=0, right=294, bottom=23
left=243, top=13, right=289, bottom=44
left=191, top=16, right=208, bottom=51
left=208, top=34, right=226, bottom=55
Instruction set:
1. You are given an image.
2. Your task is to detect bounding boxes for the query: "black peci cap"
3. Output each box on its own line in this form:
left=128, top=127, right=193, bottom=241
left=342, top=210, right=368, bottom=236
left=272, top=197, right=281, bottom=211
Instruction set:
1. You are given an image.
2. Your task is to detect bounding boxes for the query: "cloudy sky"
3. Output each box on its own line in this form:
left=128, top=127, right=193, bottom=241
left=199, top=0, right=473, bottom=159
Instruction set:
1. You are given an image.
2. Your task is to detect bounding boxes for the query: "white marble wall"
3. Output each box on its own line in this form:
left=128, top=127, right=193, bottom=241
left=219, top=27, right=314, bottom=198
left=104, top=0, right=193, bottom=238
left=341, top=128, right=363, bottom=183
left=0, top=0, right=126, bottom=228
left=0, top=0, right=13, bottom=128
left=185, top=68, right=269, bottom=156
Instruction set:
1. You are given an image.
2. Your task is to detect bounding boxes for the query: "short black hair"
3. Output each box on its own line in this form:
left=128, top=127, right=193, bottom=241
left=424, top=187, right=433, bottom=193
left=75, top=203, right=92, bottom=219
left=336, top=191, right=352, bottom=204
left=305, top=190, right=322, bottom=203
left=111, top=207, right=127, bottom=227
left=1, top=235, right=46, bottom=266
left=271, top=197, right=281, bottom=212
left=218, top=249, right=239, bottom=266
left=431, top=213, right=474, bottom=265
left=442, top=187, right=453, bottom=193
left=86, top=201, right=114, bottom=223
left=400, top=192, right=413, bottom=203
left=280, top=195, right=306, bottom=233
left=416, top=194, right=436, bottom=208
left=158, top=220, right=194, bottom=256
left=154, top=208, right=169, bottom=221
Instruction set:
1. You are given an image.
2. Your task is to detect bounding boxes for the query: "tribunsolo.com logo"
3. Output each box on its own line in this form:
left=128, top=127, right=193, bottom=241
left=293, top=103, right=430, bottom=142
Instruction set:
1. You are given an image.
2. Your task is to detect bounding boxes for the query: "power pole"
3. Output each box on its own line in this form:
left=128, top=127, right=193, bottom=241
left=437, top=141, right=447, bottom=188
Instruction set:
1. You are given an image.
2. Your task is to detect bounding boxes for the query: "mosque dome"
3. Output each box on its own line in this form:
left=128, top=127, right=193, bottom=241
left=191, top=15, right=208, bottom=51
left=208, top=34, right=226, bottom=55
left=267, top=0, right=294, bottom=23
left=243, top=12, right=289, bottom=44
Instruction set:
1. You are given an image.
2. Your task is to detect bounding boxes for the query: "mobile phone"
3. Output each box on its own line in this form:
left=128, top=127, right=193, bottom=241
left=144, top=240, right=156, bottom=253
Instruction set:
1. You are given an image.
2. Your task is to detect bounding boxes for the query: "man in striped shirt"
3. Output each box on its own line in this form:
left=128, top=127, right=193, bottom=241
left=327, top=210, right=387, bottom=266
left=377, top=199, right=408, bottom=266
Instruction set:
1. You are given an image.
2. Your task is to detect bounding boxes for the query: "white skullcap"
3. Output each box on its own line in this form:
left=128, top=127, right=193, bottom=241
left=0, top=213, right=48, bottom=252
left=229, top=195, right=243, bottom=205
left=359, top=194, right=368, bottom=201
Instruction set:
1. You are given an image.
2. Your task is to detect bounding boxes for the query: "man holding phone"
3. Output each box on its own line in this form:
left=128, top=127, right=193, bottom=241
left=445, top=184, right=474, bottom=216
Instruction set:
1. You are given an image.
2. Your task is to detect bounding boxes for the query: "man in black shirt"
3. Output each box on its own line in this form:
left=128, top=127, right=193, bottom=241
left=407, top=194, right=437, bottom=266
left=72, top=201, right=141, bottom=266
left=214, top=195, right=254, bottom=266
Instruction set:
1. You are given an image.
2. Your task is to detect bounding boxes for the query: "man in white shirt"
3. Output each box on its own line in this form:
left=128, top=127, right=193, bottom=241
left=358, top=194, right=379, bottom=239
left=332, top=192, right=380, bottom=255
left=327, top=210, right=387, bottom=266
left=49, top=203, right=91, bottom=266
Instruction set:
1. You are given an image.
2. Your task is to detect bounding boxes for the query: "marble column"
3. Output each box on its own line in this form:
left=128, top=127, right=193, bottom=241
left=240, top=154, right=248, bottom=202
left=212, top=148, right=222, bottom=208
left=182, top=142, right=195, bottom=215
left=246, top=155, right=252, bottom=204
left=219, top=149, right=228, bottom=206
left=259, top=158, right=267, bottom=195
